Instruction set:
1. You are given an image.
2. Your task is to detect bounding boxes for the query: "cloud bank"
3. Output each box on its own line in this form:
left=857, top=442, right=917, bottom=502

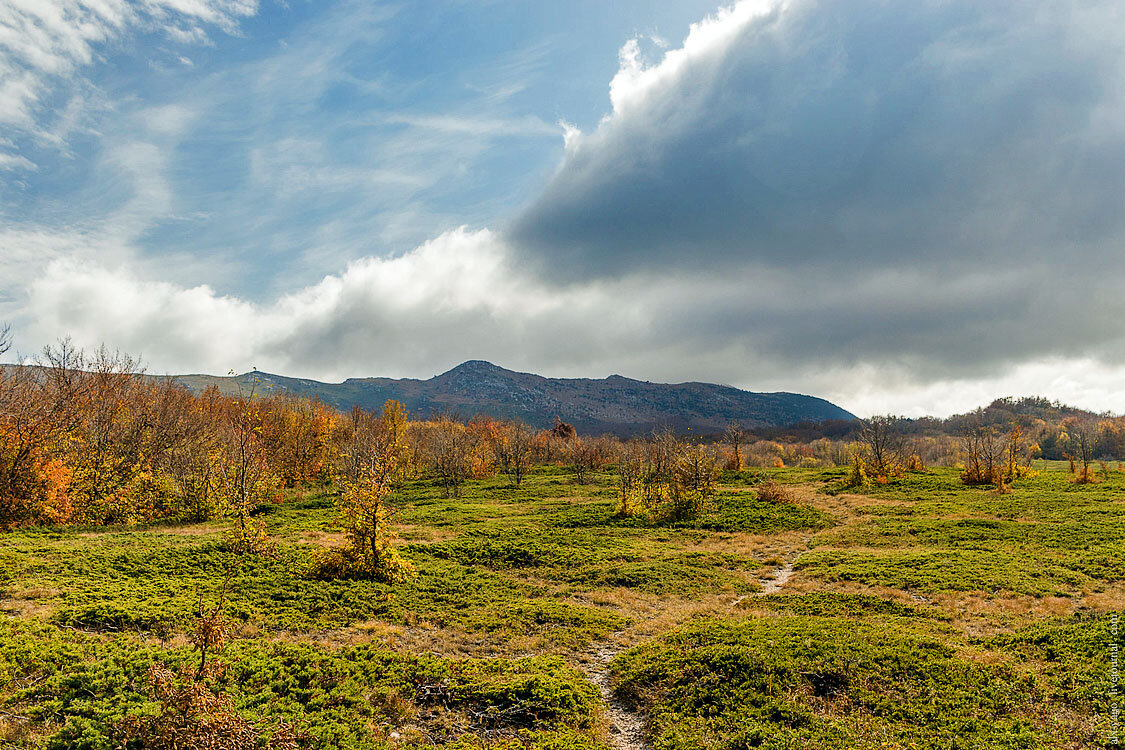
left=7, top=0, right=1125, bottom=417
left=506, top=0, right=1125, bottom=389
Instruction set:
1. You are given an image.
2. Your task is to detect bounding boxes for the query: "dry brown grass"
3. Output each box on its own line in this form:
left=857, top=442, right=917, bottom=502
left=1081, top=584, right=1125, bottom=611
left=0, top=714, right=44, bottom=747
left=0, top=585, right=60, bottom=619
left=295, top=530, right=345, bottom=546
left=394, top=524, right=459, bottom=544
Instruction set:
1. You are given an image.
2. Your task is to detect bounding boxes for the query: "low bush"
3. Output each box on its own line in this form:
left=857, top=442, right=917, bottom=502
left=611, top=616, right=1051, bottom=749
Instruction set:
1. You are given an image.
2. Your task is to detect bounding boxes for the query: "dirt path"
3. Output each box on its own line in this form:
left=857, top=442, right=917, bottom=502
left=585, top=640, right=647, bottom=750
left=591, top=556, right=804, bottom=748
left=758, top=557, right=798, bottom=596
left=585, top=492, right=831, bottom=748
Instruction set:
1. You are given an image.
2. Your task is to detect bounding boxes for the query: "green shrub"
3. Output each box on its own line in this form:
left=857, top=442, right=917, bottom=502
left=612, top=616, right=1050, bottom=749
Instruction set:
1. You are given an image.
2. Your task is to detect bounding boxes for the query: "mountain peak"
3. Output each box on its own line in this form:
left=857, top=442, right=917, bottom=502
left=440, top=360, right=506, bottom=377
left=171, top=363, right=855, bottom=435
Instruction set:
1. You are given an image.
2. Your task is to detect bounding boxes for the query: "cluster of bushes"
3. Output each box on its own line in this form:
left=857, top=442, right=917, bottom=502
left=615, top=431, right=719, bottom=522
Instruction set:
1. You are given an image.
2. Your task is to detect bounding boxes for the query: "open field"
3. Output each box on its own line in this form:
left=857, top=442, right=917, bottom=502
left=1, top=465, right=1121, bottom=749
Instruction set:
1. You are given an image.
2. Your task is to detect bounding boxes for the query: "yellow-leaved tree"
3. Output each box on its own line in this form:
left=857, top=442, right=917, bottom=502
left=312, top=400, right=414, bottom=582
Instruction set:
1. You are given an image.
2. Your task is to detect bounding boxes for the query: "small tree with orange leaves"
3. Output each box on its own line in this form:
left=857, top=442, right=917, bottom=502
left=312, top=401, right=413, bottom=582
left=466, top=416, right=501, bottom=479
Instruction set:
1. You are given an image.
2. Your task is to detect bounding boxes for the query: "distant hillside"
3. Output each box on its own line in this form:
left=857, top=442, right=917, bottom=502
left=170, top=360, right=856, bottom=435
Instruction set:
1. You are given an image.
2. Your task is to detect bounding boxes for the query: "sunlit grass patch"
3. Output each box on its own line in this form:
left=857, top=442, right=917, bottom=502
left=796, top=548, right=1089, bottom=597
left=611, top=615, right=1054, bottom=749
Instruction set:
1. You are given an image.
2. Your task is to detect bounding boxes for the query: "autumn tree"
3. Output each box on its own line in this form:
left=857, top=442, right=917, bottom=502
left=465, top=416, right=501, bottom=479
left=549, top=418, right=577, bottom=442
left=420, top=414, right=475, bottom=498
left=724, top=422, right=745, bottom=471
left=569, top=436, right=610, bottom=484
left=648, top=427, right=681, bottom=481
left=0, top=339, right=88, bottom=528
left=668, top=444, right=719, bottom=521
left=66, top=347, right=166, bottom=524
left=844, top=451, right=869, bottom=488
left=494, top=420, right=534, bottom=487
left=314, top=401, right=413, bottom=582
left=960, top=423, right=1005, bottom=486
left=616, top=441, right=647, bottom=517
left=858, top=416, right=906, bottom=479
left=1066, top=417, right=1098, bottom=483
left=165, top=386, right=228, bottom=521
left=1001, top=423, right=1035, bottom=482
left=263, top=395, right=338, bottom=487
left=218, top=384, right=280, bottom=554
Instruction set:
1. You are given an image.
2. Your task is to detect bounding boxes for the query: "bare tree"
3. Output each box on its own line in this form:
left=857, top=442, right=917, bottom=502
left=495, top=420, right=533, bottom=487
left=960, top=423, right=1005, bottom=485
left=0, top=324, right=11, bottom=358
left=648, top=427, right=681, bottom=481
left=858, top=416, right=906, bottom=478
left=1066, top=417, right=1098, bottom=483
left=723, top=422, right=745, bottom=471
left=570, top=436, right=609, bottom=484
left=421, top=414, right=475, bottom=498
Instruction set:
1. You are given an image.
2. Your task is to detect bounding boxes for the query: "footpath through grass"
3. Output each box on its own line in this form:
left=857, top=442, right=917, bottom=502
left=2, top=465, right=1122, bottom=748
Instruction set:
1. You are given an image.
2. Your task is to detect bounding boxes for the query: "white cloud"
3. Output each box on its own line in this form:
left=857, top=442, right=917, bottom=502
left=21, top=228, right=561, bottom=377
left=19, top=227, right=1125, bottom=418
left=0, top=150, right=36, bottom=170
left=0, top=0, right=257, bottom=145
left=607, top=1, right=778, bottom=116
left=8, top=0, right=1125, bottom=421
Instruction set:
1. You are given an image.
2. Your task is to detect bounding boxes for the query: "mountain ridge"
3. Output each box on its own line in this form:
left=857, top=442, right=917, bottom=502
left=169, top=360, right=856, bottom=436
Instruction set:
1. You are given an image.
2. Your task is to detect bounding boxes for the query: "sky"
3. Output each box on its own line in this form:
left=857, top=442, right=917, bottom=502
left=2, top=0, right=1125, bottom=418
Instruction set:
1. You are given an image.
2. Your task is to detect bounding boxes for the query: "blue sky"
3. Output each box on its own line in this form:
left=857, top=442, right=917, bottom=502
left=3, top=1, right=715, bottom=294
left=3, top=0, right=1125, bottom=417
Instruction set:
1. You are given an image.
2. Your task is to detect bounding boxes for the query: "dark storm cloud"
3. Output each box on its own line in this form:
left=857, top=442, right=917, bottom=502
left=510, top=0, right=1125, bottom=280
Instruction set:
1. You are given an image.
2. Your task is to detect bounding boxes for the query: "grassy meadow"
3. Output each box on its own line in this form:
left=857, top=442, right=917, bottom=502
left=1, top=463, right=1121, bottom=749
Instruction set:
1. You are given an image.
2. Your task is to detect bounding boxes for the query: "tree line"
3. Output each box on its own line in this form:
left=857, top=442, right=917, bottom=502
left=4, top=334, right=1121, bottom=539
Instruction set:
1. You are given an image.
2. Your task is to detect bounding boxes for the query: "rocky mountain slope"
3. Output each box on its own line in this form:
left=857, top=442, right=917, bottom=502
left=172, top=360, right=856, bottom=435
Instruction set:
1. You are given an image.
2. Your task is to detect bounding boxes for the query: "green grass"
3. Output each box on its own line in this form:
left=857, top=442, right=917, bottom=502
left=752, top=591, right=949, bottom=619
left=796, top=548, right=1090, bottom=597
left=4, top=464, right=1124, bottom=748
left=799, top=467, right=1125, bottom=597
left=610, top=613, right=1095, bottom=749
left=0, top=616, right=606, bottom=750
